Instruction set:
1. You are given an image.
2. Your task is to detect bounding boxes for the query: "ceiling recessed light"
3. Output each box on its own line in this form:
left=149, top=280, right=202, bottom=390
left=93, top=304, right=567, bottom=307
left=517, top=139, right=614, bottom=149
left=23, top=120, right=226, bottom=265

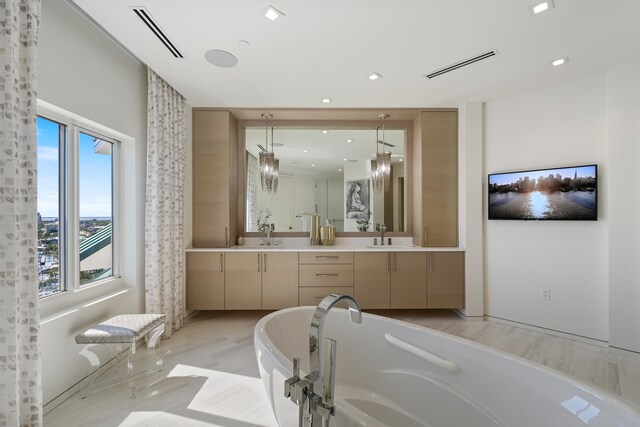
left=551, top=56, right=568, bottom=67
left=343, top=158, right=348, bottom=161
left=263, top=5, right=284, bottom=21
left=303, top=149, right=309, bottom=153
left=338, top=168, right=343, bottom=172
left=321, top=130, right=328, bottom=134
left=345, top=139, right=353, bottom=143
left=399, top=158, right=404, bottom=162
left=530, top=1, right=553, bottom=15
left=321, top=98, right=332, bottom=103
left=368, top=72, right=382, bottom=81
left=311, top=164, right=316, bottom=167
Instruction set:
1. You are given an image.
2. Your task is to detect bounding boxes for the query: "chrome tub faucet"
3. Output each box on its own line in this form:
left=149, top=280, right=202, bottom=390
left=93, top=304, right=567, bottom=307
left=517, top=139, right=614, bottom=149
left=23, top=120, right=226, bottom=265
left=285, top=294, right=362, bottom=427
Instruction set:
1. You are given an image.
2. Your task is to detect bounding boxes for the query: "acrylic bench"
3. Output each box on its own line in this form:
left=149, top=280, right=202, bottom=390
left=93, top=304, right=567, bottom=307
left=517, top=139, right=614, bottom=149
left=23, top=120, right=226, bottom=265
left=75, top=314, right=165, bottom=398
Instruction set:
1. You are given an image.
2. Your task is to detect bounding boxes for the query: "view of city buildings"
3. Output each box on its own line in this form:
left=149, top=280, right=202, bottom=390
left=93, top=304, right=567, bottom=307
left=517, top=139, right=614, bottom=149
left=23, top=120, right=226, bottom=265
left=38, top=215, right=112, bottom=297
left=37, top=115, right=114, bottom=298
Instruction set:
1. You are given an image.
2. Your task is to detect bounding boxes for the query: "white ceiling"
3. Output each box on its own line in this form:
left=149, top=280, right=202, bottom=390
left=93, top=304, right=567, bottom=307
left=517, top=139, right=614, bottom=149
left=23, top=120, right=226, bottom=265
left=71, top=0, right=640, bottom=109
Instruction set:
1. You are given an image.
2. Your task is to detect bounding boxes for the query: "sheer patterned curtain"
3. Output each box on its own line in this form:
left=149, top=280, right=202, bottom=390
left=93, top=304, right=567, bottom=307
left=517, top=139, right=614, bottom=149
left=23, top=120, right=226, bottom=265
left=0, top=0, right=43, bottom=425
left=145, top=68, right=186, bottom=338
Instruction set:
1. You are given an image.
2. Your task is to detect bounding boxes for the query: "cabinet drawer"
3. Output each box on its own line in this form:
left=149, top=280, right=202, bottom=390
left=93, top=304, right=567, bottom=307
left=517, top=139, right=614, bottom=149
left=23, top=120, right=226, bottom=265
left=299, top=264, right=354, bottom=287
left=299, top=286, right=354, bottom=306
left=299, top=252, right=353, bottom=264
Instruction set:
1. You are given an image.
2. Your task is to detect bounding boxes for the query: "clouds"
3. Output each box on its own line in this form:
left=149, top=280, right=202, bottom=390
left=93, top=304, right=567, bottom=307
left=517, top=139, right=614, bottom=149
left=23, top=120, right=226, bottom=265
left=38, top=146, right=58, bottom=162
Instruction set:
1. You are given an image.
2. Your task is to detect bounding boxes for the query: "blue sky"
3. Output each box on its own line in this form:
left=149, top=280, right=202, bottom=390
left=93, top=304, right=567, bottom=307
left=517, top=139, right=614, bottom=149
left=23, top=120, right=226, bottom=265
left=37, top=117, right=112, bottom=218
left=489, top=165, right=596, bottom=186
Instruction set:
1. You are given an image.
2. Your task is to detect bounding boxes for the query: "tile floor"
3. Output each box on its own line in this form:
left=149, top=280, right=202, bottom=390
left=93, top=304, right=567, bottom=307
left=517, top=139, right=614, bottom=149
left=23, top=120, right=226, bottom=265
left=44, top=309, right=640, bottom=426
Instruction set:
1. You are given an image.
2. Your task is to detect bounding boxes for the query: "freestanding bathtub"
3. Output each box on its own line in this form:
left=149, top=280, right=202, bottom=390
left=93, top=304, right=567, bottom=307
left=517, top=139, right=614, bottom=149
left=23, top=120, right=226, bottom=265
left=255, top=306, right=640, bottom=427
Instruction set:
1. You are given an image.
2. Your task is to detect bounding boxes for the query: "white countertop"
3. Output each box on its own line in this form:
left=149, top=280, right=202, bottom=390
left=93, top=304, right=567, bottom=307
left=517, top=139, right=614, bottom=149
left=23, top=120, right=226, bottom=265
left=186, top=237, right=464, bottom=252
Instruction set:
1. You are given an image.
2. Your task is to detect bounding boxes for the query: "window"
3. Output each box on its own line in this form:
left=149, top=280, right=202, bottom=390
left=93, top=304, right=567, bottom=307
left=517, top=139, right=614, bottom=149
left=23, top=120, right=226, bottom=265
left=37, top=113, right=119, bottom=298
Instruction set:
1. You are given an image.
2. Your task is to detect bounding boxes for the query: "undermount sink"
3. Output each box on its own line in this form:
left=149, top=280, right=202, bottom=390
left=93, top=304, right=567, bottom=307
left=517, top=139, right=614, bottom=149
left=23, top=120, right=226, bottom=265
left=244, top=245, right=286, bottom=250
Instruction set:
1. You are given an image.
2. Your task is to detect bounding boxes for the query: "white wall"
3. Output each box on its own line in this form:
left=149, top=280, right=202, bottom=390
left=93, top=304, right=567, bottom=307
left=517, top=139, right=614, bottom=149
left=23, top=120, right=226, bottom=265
left=459, top=102, right=484, bottom=318
left=37, top=0, right=147, bottom=405
left=607, top=60, right=640, bottom=352
left=484, top=75, right=609, bottom=341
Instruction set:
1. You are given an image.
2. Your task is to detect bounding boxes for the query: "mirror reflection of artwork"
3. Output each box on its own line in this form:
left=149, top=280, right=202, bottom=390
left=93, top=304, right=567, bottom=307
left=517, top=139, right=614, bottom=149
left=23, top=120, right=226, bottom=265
left=346, top=179, right=370, bottom=220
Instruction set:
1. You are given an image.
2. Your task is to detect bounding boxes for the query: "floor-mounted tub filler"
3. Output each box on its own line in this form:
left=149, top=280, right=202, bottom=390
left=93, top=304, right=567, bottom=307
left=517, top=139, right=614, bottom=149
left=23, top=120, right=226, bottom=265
left=254, top=294, right=640, bottom=427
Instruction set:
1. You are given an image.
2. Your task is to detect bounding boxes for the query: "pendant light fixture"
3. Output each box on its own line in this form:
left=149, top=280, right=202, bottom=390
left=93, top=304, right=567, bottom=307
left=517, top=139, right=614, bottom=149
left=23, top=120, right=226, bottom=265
left=259, top=113, right=279, bottom=193
left=372, top=113, right=391, bottom=193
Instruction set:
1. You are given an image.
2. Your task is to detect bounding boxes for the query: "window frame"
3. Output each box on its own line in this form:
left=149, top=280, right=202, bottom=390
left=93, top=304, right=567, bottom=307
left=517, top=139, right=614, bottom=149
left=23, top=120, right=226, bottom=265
left=37, top=104, right=122, bottom=301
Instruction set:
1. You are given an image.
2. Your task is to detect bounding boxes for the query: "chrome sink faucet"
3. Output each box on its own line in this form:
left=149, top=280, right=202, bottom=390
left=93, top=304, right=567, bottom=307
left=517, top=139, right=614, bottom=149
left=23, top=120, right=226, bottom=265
left=285, top=294, right=362, bottom=427
left=376, top=223, right=387, bottom=245
left=266, top=223, right=273, bottom=245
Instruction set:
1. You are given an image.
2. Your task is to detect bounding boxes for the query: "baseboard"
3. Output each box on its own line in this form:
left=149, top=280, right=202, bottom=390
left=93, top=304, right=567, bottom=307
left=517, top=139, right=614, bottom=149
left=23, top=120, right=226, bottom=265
left=43, top=341, right=142, bottom=415
left=452, top=309, right=484, bottom=322
left=486, top=315, right=609, bottom=348
left=610, top=346, right=640, bottom=358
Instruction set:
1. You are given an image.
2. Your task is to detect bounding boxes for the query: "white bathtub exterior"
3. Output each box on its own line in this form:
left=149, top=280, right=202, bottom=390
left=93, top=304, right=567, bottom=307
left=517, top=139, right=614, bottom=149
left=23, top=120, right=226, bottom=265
left=254, top=307, right=640, bottom=427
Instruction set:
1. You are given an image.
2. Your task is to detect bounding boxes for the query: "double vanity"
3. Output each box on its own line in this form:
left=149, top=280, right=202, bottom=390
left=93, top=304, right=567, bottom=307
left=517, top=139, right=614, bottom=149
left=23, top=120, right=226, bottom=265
left=186, top=243, right=464, bottom=311
left=188, top=108, right=464, bottom=312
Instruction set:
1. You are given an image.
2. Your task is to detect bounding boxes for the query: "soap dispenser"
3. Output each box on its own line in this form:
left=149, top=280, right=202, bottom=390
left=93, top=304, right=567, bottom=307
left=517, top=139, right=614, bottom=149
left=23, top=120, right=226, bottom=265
left=309, top=205, right=321, bottom=245
left=320, top=219, right=335, bottom=246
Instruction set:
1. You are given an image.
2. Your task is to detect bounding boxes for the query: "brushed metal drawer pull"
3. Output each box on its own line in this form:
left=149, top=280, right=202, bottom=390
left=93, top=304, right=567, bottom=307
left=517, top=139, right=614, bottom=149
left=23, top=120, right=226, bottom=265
left=315, top=273, right=339, bottom=277
left=315, top=256, right=339, bottom=259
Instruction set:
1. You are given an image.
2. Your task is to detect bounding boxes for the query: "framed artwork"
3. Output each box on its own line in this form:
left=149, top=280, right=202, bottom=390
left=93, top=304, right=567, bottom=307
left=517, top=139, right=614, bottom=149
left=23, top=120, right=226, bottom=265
left=346, top=179, right=370, bottom=220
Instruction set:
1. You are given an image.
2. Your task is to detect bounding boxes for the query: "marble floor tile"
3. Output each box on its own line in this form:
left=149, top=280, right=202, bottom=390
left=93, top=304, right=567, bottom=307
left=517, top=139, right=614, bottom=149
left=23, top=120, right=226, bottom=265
left=45, top=309, right=640, bottom=426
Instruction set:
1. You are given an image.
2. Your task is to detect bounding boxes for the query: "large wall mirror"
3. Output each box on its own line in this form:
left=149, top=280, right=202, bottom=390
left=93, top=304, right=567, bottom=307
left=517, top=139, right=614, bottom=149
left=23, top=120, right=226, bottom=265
left=241, top=121, right=411, bottom=235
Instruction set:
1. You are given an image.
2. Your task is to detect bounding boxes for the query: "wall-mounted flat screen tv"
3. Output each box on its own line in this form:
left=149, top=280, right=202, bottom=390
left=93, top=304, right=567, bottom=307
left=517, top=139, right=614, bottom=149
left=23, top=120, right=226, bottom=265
left=488, top=164, right=597, bottom=220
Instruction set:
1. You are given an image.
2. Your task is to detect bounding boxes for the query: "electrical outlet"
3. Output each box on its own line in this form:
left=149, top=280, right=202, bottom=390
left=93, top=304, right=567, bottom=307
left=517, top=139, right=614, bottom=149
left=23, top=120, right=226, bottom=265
left=541, top=289, right=551, bottom=300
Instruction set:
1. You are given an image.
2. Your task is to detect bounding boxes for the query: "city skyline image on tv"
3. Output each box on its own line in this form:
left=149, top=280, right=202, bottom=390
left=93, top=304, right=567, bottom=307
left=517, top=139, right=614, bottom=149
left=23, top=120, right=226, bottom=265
left=488, top=164, right=597, bottom=220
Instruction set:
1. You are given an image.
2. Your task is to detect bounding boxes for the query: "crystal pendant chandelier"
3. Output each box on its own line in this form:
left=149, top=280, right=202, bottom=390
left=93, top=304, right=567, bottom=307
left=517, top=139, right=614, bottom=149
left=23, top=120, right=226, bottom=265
left=259, top=113, right=279, bottom=193
left=372, top=114, right=391, bottom=193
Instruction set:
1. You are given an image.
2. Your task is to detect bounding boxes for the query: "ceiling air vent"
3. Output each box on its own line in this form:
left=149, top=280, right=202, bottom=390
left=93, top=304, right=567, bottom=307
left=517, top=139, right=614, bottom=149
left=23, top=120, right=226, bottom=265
left=132, top=7, right=184, bottom=59
left=424, top=51, right=497, bottom=79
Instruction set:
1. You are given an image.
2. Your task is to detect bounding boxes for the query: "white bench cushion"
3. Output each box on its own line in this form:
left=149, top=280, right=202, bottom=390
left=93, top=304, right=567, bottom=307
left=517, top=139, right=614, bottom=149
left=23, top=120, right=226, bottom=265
left=75, top=314, right=165, bottom=344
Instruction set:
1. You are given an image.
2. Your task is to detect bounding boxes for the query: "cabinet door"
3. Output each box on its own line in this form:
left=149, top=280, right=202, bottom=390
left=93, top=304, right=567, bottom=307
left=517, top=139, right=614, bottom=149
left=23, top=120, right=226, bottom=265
left=187, top=252, right=224, bottom=310
left=390, top=252, right=427, bottom=308
left=427, top=252, right=465, bottom=308
left=415, top=111, right=458, bottom=247
left=262, top=252, right=299, bottom=309
left=354, top=252, right=390, bottom=309
left=193, top=110, right=237, bottom=247
left=225, top=252, right=262, bottom=309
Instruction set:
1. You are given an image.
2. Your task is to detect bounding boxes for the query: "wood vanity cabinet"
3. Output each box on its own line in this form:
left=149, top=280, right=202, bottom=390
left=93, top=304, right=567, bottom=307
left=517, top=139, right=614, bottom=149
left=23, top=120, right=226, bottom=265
left=224, top=252, right=262, bottom=309
left=413, top=110, right=458, bottom=247
left=427, top=252, right=465, bottom=308
left=187, top=249, right=463, bottom=310
left=193, top=110, right=238, bottom=247
left=225, top=251, right=299, bottom=310
left=355, top=252, right=427, bottom=309
left=186, top=252, right=224, bottom=310
left=262, top=252, right=299, bottom=310
left=354, top=252, right=391, bottom=309
left=298, top=252, right=354, bottom=306
left=390, top=252, right=427, bottom=309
